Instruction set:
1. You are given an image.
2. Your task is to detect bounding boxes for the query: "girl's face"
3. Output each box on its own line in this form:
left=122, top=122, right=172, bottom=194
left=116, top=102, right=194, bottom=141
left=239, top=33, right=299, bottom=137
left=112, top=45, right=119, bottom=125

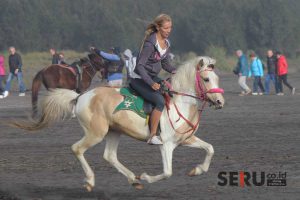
left=157, top=21, right=172, bottom=39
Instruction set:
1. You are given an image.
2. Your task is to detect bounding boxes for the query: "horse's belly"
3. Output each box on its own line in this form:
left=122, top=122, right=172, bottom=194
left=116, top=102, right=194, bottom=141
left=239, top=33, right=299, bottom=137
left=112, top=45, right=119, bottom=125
left=112, top=111, right=149, bottom=141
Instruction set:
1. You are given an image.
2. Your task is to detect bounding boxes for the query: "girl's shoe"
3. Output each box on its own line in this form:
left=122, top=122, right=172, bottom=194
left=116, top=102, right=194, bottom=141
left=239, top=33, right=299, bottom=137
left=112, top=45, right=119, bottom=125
left=147, top=136, right=163, bottom=145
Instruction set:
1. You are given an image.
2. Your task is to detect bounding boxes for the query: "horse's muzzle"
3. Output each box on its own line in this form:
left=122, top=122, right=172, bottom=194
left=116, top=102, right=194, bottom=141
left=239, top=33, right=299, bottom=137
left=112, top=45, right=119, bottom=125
left=208, top=97, right=224, bottom=110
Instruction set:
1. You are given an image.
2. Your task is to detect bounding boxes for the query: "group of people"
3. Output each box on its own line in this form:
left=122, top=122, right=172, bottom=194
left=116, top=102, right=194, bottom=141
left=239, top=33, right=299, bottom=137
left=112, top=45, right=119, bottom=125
left=235, top=49, right=295, bottom=96
left=0, top=46, right=26, bottom=99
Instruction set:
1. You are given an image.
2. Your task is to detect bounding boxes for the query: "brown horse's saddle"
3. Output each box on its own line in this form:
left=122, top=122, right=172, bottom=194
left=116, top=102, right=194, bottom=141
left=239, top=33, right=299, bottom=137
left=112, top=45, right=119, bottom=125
left=58, top=63, right=83, bottom=93
left=58, top=64, right=76, bottom=76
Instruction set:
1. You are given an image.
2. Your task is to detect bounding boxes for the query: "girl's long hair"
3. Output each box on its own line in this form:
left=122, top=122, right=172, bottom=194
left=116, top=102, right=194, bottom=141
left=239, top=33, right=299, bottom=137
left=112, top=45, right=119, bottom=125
left=139, top=14, right=172, bottom=54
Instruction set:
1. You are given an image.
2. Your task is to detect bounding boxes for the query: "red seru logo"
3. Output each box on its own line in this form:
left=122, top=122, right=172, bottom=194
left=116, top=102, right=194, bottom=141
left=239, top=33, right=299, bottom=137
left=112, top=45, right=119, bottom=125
left=217, top=171, right=287, bottom=187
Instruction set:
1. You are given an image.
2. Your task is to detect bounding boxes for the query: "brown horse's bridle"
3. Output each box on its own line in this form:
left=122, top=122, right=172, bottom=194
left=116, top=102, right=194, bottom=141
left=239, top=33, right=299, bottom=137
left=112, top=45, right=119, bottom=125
left=83, top=59, right=98, bottom=79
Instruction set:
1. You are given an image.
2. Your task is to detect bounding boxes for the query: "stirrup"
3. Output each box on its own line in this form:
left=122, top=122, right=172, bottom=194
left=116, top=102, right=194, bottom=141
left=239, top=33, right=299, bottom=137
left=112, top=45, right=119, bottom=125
left=147, top=136, right=163, bottom=145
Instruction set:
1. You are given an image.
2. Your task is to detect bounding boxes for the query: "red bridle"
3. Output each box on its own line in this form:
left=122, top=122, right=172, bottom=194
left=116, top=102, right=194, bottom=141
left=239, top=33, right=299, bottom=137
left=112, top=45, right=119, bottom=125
left=165, top=67, right=224, bottom=135
left=195, top=68, right=224, bottom=100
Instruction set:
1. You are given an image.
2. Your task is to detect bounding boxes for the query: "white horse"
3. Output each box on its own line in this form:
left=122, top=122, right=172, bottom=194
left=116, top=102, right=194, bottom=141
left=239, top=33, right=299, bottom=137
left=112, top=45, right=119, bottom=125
left=13, top=56, right=224, bottom=191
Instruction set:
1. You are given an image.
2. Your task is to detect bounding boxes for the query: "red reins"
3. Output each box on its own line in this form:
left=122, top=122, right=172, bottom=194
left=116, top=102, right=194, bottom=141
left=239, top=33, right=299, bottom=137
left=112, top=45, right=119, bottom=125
left=164, top=68, right=224, bottom=135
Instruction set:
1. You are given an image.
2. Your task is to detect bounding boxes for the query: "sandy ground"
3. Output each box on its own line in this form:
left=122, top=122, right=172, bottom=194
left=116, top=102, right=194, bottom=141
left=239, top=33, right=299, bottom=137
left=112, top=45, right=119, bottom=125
left=0, top=73, right=299, bottom=200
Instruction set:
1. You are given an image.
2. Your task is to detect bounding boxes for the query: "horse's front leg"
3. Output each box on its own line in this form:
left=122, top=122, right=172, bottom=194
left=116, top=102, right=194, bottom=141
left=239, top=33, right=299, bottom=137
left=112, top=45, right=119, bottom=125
left=103, top=131, right=143, bottom=189
left=181, top=136, right=214, bottom=176
left=139, top=142, right=176, bottom=183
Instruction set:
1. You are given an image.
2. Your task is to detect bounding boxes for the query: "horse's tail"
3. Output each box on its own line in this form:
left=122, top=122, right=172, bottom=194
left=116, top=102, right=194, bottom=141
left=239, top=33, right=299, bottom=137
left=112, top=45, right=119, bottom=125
left=11, top=89, right=79, bottom=131
left=31, top=70, right=43, bottom=117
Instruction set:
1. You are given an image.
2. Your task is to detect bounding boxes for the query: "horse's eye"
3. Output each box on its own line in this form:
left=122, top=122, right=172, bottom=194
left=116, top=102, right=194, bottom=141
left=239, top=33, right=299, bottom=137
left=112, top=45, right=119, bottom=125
left=208, top=64, right=215, bottom=69
left=203, top=78, right=209, bottom=82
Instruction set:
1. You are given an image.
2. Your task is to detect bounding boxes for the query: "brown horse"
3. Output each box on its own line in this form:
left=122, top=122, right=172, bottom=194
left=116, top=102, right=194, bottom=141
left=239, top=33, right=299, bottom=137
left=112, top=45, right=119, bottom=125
left=31, top=50, right=120, bottom=116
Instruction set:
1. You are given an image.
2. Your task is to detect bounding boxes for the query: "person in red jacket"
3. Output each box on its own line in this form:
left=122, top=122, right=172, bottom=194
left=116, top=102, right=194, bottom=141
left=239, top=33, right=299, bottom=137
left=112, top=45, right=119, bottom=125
left=276, top=51, right=295, bottom=95
left=0, top=55, right=6, bottom=95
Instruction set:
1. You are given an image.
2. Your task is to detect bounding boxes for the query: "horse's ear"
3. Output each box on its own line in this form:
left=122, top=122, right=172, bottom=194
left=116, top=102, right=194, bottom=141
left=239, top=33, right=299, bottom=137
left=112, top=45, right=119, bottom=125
left=197, top=59, right=204, bottom=70
left=80, top=57, right=88, bottom=63
left=87, top=54, right=92, bottom=60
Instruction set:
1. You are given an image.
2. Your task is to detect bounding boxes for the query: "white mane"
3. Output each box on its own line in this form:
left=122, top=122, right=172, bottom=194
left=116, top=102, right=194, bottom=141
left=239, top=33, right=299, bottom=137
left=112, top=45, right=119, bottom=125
left=171, top=56, right=216, bottom=92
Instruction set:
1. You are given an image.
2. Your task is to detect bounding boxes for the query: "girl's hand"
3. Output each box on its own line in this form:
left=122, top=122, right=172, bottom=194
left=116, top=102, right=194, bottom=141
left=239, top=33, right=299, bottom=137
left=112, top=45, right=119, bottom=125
left=152, top=83, right=160, bottom=90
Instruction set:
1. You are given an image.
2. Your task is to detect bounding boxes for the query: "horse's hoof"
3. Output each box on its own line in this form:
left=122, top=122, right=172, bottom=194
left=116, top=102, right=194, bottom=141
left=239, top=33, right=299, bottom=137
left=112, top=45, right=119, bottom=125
left=136, top=175, right=141, bottom=180
left=84, top=183, right=93, bottom=192
left=188, top=168, right=196, bottom=176
left=140, top=172, right=148, bottom=180
left=132, top=183, right=144, bottom=190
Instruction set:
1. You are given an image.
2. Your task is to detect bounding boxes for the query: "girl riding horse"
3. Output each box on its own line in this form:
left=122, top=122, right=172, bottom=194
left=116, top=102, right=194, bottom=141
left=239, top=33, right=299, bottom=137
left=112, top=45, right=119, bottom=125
left=130, top=14, right=176, bottom=145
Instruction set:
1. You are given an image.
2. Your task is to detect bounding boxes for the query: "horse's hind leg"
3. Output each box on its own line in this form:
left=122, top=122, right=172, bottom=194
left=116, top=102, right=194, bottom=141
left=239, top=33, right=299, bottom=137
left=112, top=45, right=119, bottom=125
left=103, top=131, right=143, bottom=189
left=71, top=126, right=107, bottom=192
left=181, top=136, right=214, bottom=176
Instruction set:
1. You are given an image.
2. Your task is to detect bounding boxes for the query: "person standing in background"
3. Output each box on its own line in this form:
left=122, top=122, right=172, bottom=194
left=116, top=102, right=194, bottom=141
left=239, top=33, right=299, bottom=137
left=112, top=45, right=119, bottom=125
left=265, top=50, right=278, bottom=95
left=50, top=48, right=59, bottom=64
left=235, top=50, right=251, bottom=96
left=276, top=51, right=295, bottom=95
left=0, top=55, right=6, bottom=96
left=249, top=52, right=265, bottom=95
left=1, top=47, right=26, bottom=98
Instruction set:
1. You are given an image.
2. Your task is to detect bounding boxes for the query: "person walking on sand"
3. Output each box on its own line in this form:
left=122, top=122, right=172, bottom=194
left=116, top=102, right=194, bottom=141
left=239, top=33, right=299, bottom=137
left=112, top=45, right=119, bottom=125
left=249, top=52, right=265, bottom=95
left=1, top=47, right=26, bottom=98
left=0, top=55, right=6, bottom=95
left=235, top=50, right=251, bottom=96
left=265, top=50, right=278, bottom=95
left=276, top=51, right=295, bottom=95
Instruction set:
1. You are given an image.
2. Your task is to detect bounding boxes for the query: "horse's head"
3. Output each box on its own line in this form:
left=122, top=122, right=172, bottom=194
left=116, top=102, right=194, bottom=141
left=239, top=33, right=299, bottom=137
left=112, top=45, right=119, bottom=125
left=88, top=48, right=123, bottom=75
left=171, top=56, right=225, bottom=109
left=87, top=52, right=106, bottom=71
left=195, top=57, right=224, bottom=109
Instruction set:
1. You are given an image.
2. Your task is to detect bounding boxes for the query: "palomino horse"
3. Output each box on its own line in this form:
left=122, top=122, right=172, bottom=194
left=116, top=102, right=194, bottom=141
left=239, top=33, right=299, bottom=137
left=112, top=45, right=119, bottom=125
left=13, top=56, right=224, bottom=191
left=31, top=50, right=120, bottom=117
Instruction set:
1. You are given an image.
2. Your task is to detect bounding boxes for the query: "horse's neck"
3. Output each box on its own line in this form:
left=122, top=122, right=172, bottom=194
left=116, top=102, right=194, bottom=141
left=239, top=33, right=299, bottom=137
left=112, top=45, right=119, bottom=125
left=171, top=67, right=195, bottom=94
left=83, top=63, right=96, bottom=78
left=163, top=95, right=199, bottom=132
left=172, top=95, right=199, bottom=115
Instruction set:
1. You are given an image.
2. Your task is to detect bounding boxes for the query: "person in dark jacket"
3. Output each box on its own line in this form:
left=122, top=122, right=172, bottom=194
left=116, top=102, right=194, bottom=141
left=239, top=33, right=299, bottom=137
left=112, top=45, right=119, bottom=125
left=50, top=48, right=60, bottom=64
left=130, top=14, right=176, bottom=145
left=265, top=50, right=278, bottom=95
left=1, top=46, right=26, bottom=98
